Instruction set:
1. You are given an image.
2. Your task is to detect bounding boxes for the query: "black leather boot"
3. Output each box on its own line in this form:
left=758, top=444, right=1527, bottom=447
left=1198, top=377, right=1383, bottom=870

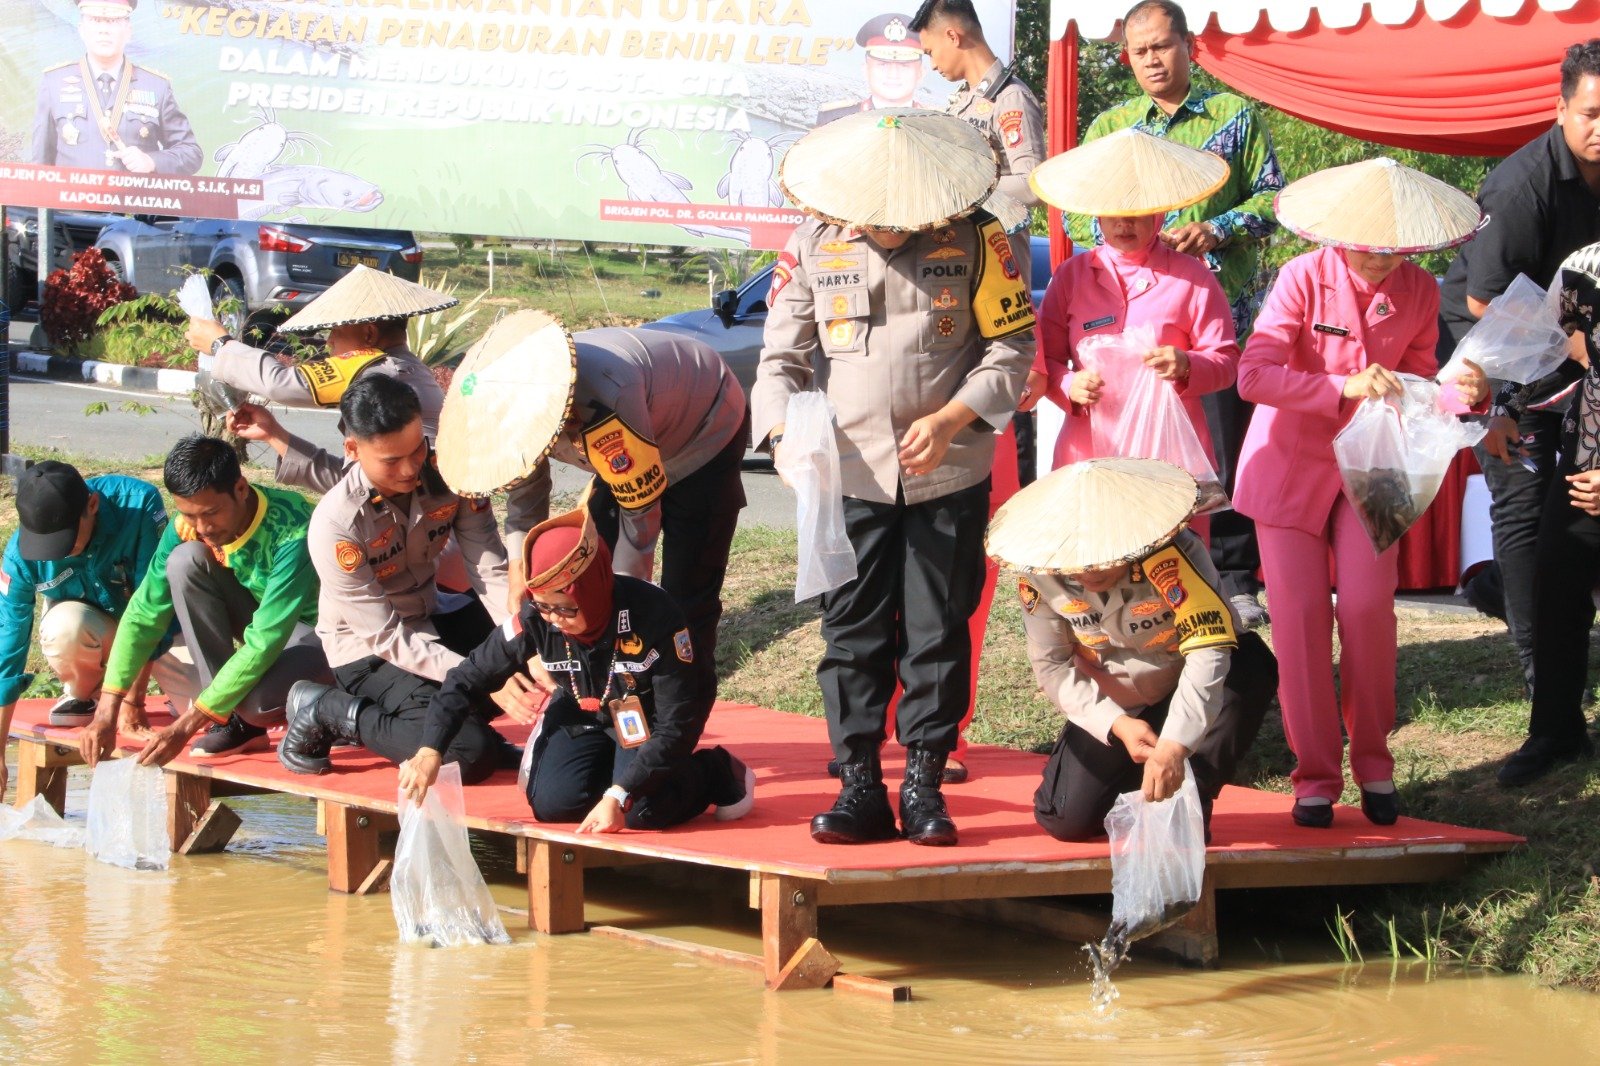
left=278, top=681, right=366, bottom=775
left=899, top=746, right=958, bottom=846
left=810, top=753, right=898, bottom=844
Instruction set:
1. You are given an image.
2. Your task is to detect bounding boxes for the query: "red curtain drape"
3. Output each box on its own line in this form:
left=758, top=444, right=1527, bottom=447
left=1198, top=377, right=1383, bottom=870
left=1194, top=2, right=1600, bottom=156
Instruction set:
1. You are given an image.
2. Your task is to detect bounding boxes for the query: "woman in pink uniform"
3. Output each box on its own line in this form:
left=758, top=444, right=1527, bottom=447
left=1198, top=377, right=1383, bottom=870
left=1029, top=131, right=1240, bottom=541
left=1232, top=159, right=1487, bottom=828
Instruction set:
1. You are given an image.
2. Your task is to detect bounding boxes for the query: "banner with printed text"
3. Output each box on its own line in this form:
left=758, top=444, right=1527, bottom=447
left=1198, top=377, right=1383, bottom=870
left=0, top=0, right=1018, bottom=249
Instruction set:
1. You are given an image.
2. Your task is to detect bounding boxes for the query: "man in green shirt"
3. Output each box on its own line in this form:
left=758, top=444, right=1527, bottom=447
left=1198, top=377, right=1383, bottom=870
left=78, top=435, right=330, bottom=767
left=1067, top=0, right=1285, bottom=627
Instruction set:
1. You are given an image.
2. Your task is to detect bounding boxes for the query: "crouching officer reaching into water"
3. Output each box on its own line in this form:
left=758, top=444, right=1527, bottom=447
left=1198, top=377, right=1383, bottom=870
left=78, top=435, right=329, bottom=766
left=276, top=374, right=519, bottom=782
left=396, top=501, right=755, bottom=831
left=985, top=458, right=1277, bottom=840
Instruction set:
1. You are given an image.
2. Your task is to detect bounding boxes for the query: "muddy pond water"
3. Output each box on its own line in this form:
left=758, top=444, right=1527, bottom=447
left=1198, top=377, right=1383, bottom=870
left=1, top=773, right=1595, bottom=1064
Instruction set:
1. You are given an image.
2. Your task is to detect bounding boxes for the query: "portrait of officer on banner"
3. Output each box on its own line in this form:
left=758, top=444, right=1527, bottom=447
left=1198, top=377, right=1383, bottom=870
left=815, top=13, right=927, bottom=126
left=30, top=0, right=201, bottom=175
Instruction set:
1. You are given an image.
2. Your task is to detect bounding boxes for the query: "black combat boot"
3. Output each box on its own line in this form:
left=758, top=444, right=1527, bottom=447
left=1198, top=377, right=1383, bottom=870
left=899, top=746, right=958, bottom=846
left=810, top=752, right=898, bottom=844
left=278, top=682, right=366, bottom=775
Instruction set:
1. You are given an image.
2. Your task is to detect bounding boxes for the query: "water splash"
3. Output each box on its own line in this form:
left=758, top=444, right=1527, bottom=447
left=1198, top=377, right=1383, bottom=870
left=1085, top=921, right=1131, bottom=1013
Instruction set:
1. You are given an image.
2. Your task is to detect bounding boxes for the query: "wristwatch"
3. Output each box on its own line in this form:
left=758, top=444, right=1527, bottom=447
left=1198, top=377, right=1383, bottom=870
left=1203, top=221, right=1227, bottom=247
left=210, top=333, right=234, bottom=357
left=603, top=784, right=632, bottom=810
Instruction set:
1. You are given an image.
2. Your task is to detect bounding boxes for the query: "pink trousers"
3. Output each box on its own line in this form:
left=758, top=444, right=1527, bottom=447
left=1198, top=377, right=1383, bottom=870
left=1257, top=495, right=1399, bottom=801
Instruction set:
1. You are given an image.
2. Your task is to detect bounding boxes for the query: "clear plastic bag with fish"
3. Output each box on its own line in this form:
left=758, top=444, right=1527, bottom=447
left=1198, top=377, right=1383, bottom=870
left=775, top=390, right=857, bottom=601
left=1088, top=767, right=1206, bottom=976
left=391, top=762, right=512, bottom=948
left=85, top=758, right=170, bottom=871
left=1079, top=325, right=1227, bottom=512
left=1334, top=378, right=1485, bottom=554
left=0, top=794, right=85, bottom=849
left=1437, top=274, right=1568, bottom=410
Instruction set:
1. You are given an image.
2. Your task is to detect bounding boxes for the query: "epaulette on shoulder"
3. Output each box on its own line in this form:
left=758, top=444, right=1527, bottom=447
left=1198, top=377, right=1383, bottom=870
left=43, top=60, right=74, bottom=74
left=134, top=63, right=171, bottom=81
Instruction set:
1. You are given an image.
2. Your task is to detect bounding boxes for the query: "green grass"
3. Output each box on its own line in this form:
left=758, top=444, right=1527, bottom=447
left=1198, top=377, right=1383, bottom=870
left=4, top=448, right=1598, bottom=991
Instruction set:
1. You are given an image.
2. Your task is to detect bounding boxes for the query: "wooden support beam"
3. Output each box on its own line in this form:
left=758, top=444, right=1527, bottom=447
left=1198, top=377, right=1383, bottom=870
left=832, top=973, right=913, bottom=1002
left=357, top=858, right=393, bottom=896
left=816, top=867, right=1111, bottom=907
left=14, top=738, right=75, bottom=815
left=527, top=841, right=585, bottom=934
left=772, top=937, right=839, bottom=991
left=1144, top=869, right=1218, bottom=967
left=166, top=772, right=212, bottom=853
left=759, top=874, right=820, bottom=989
left=589, top=926, right=764, bottom=973
left=325, top=802, right=384, bottom=894
left=178, top=800, right=241, bottom=855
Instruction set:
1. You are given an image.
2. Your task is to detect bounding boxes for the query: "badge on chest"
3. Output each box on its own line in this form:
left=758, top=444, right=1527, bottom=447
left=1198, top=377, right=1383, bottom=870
left=608, top=695, right=650, bottom=748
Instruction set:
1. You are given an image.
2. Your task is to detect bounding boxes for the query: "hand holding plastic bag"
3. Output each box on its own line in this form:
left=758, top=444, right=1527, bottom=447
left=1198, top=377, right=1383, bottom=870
left=1079, top=326, right=1227, bottom=512
left=1438, top=274, right=1568, bottom=407
left=1088, top=767, right=1206, bottom=973
left=181, top=274, right=243, bottom=413
left=1334, top=377, right=1486, bottom=554
left=392, top=761, right=512, bottom=948
left=774, top=391, right=857, bottom=601
left=86, top=758, right=170, bottom=871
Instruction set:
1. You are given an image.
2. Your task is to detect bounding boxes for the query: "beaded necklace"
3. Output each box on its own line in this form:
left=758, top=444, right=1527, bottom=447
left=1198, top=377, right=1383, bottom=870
left=560, top=615, right=620, bottom=712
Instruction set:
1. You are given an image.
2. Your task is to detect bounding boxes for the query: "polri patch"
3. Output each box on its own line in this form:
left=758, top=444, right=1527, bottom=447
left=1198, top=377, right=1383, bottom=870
left=1018, top=578, right=1040, bottom=613
left=335, top=541, right=363, bottom=573
left=674, top=629, right=694, bottom=662
left=998, top=109, right=1025, bottom=148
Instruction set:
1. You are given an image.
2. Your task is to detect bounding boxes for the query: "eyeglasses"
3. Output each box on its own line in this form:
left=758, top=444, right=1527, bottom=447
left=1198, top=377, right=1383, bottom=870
left=531, top=600, right=581, bottom=618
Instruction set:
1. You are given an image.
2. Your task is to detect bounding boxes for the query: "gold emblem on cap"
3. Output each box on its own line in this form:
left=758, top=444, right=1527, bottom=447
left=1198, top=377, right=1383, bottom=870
left=886, top=18, right=907, bottom=42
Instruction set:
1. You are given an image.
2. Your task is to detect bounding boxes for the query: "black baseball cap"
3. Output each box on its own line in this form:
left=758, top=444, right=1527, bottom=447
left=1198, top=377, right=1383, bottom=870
left=16, top=461, right=91, bottom=562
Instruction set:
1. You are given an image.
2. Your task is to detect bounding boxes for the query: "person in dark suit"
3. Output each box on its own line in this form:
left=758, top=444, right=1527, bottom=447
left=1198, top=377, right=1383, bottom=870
left=30, top=0, right=201, bottom=174
left=815, top=13, right=925, bottom=126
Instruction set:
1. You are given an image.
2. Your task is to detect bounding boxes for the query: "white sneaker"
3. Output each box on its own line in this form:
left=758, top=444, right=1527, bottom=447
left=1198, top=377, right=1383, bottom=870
left=715, top=756, right=757, bottom=822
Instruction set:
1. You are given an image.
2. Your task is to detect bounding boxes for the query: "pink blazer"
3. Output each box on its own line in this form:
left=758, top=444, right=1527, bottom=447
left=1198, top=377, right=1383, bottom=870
left=1233, top=246, right=1440, bottom=537
left=1035, top=243, right=1239, bottom=468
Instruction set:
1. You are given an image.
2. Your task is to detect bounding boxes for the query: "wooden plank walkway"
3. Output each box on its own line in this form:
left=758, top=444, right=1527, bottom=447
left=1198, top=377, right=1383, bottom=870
left=7, top=699, right=1520, bottom=997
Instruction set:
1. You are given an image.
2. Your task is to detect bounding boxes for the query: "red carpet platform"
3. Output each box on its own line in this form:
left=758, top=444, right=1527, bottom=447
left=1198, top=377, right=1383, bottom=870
left=8, top=698, right=1519, bottom=995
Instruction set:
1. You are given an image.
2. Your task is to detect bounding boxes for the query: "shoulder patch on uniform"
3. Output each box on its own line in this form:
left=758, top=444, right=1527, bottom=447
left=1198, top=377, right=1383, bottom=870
left=1018, top=578, right=1040, bottom=613
left=769, top=250, right=797, bottom=302
left=674, top=628, right=694, bottom=663
left=1143, top=545, right=1236, bottom=653
left=998, top=109, right=1026, bottom=148
left=973, top=215, right=1035, bottom=340
left=334, top=540, right=363, bottom=573
left=582, top=413, right=666, bottom=511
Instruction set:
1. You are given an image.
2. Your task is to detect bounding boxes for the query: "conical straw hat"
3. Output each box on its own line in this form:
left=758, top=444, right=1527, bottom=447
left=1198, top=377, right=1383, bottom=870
left=435, top=310, right=576, bottom=497
left=1028, top=128, right=1229, bottom=217
left=981, top=189, right=1031, bottom=234
left=1274, top=157, right=1483, bottom=254
left=779, top=109, right=998, bottom=232
left=277, top=266, right=458, bottom=333
left=986, top=458, right=1199, bottom=573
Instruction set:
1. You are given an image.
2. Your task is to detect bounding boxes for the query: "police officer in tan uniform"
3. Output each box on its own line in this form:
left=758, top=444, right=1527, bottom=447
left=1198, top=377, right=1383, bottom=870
left=185, top=267, right=455, bottom=492
left=985, top=458, right=1277, bottom=840
left=753, top=109, right=1034, bottom=847
left=816, top=13, right=926, bottom=126
left=911, top=0, right=1045, bottom=209
left=31, top=0, right=201, bottom=175
left=277, top=374, right=518, bottom=783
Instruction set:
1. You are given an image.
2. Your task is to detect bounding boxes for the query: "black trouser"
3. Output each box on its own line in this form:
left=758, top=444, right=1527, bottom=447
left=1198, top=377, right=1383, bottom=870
left=166, top=540, right=331, bottom=726
left=1033, top=632, right=1278, bottom=841
left=337, top=598, right=515, bottom=784
left=588, top=416, right=749, bottom=700
left=1527, top=461, right=1600, bottom=749
left=1475, top=409, right=1563, bottom=694
left=818, top=480, right=990, bottom=764
left=1202, top=386, right=1263, bottom=598
left=523, top=689, right=741, bottom=828
left=1012, top=411, right=1037, bottom=488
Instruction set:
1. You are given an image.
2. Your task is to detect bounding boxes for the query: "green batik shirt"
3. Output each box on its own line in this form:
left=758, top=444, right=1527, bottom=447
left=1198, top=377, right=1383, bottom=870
left=103, top=485, right=320, bottom=721
left=1068, top=87, right=1285, bottom=339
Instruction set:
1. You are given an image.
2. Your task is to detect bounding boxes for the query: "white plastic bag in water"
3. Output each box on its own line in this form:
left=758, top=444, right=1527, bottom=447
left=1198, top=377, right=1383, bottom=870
left=1100, top=767, right=1206, bottom=957
left=85, top=759, right=170, bottom=871
left=391, top=762, right=511, bottom=948
left=1438, top=274, right=1568, bottom=406
left=774, top=390, right=857, bottom=601
left=0, top=794, right=85, bottom=849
